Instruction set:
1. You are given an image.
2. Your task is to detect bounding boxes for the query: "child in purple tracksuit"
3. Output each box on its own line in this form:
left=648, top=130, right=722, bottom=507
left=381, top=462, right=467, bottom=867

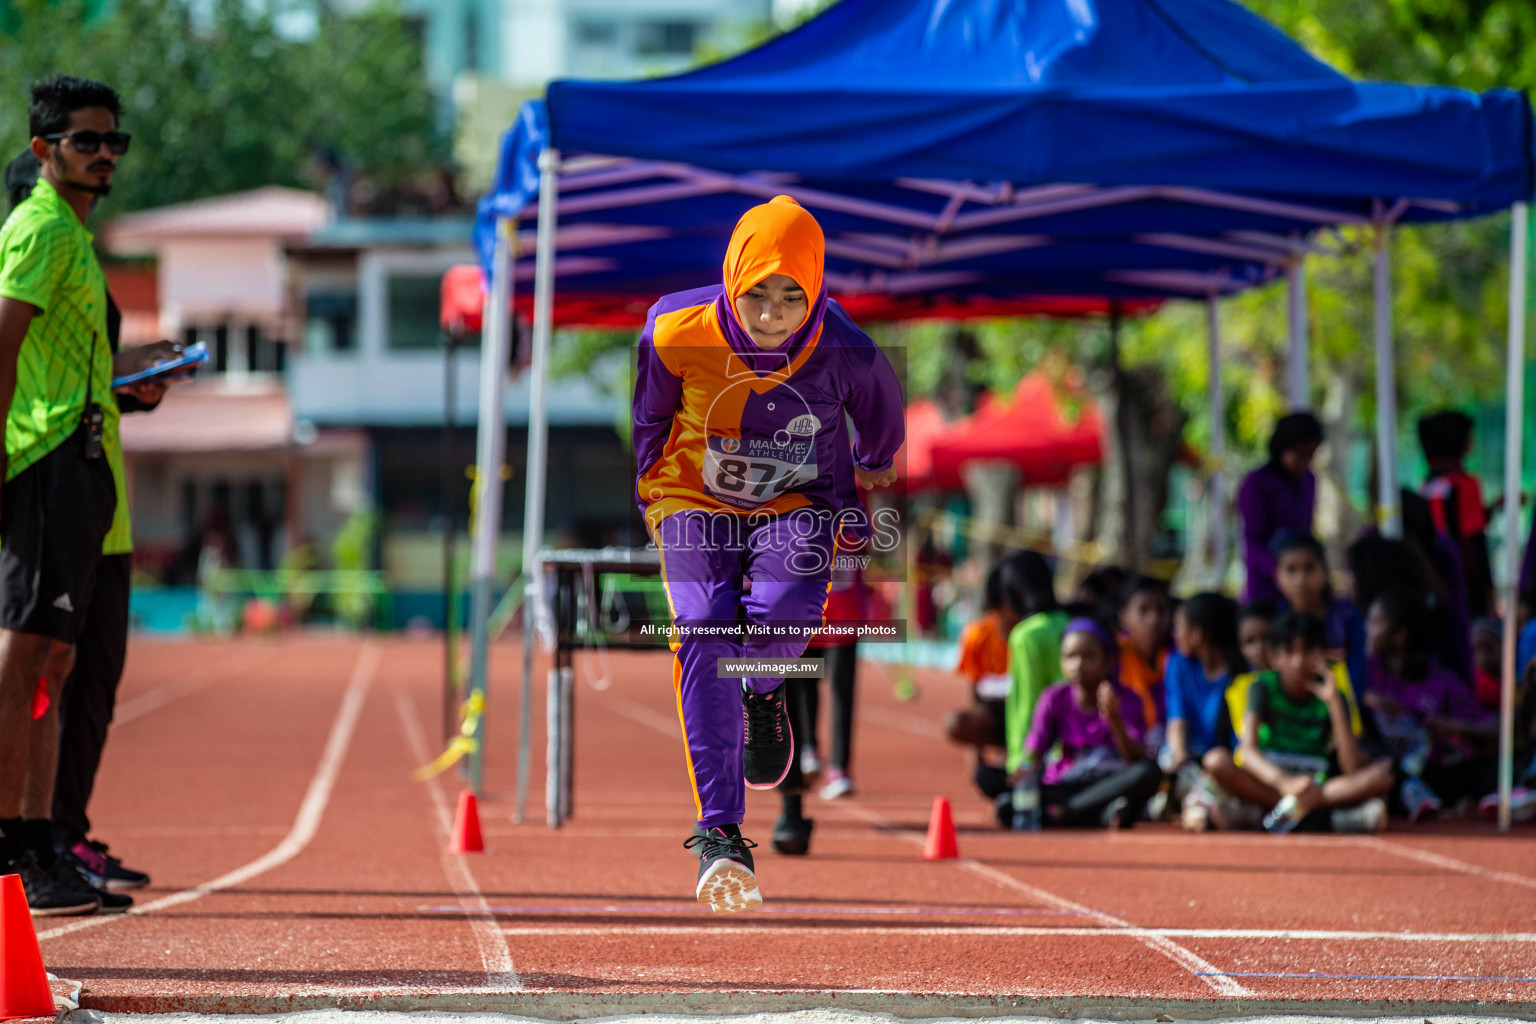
left=633, top=196, right=903, bottom=913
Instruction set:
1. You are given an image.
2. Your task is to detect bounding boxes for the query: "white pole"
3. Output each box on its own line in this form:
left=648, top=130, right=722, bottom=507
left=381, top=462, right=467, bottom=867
left=1287, top=249, right=1310, bottom=410
left=1499, top=201, right=1529, bottom=833
left=517, top=146, right=560, bottom=824
left=1373, top=222, right=1402, bottom=540
left=466, top=216, right=516, bottom=792
left=1206, top=293, right=1227, bottom=587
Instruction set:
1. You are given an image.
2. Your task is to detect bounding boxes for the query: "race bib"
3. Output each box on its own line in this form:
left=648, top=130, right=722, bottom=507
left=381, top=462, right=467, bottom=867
left=703, top=433, right=818, bottom=508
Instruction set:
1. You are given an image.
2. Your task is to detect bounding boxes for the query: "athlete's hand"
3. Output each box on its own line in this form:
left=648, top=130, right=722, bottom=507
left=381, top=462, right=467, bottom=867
left=854, top=465, right=897, bottom=490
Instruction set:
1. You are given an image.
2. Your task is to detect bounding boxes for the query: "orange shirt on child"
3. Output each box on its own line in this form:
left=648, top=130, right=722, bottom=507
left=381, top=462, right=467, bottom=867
left=1117, top=636, right=1169, bottom=730
left=958, top=611, right=1011, bottom=700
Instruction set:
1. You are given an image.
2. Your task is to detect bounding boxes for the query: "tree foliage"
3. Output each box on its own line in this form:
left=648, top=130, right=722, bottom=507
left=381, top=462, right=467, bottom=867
left=0, top=0, right=442, bottom=214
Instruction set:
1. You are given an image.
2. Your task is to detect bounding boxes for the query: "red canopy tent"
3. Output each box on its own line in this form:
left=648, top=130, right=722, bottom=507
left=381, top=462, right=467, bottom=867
left=925, top=374, right=1102, bottom=490
left=893, top=398, right=948, bottom=491
left=439, top=263, right=1157, bottom=333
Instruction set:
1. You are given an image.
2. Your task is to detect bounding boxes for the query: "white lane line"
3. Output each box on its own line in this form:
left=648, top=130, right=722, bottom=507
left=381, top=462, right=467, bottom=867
left=38, top=643, right=382, bottom=941
left=496, top=924, right=1536, bottom=942
left=113, top=648, right=281, bottom=725
left=1353, top=835, right=1536, bottom=890
left=394, top=688, right=520, bottom=990
left=838, top=802, right=1251, bottom=998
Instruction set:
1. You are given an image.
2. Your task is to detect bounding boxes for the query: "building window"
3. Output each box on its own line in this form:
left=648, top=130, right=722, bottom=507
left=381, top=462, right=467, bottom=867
left=635, top=19, right=696, bottom=56
left=385, top=273, right=445, bottom=351
left=465, top=4, right=480, bottom=71
left=574, top=18, right=618, bottom=46
left=305, top=291, right=357, bottom=354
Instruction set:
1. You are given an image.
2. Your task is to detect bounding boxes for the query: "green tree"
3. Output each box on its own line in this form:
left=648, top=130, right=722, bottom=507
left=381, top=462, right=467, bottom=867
left=0, top=0, right=441, bottom=215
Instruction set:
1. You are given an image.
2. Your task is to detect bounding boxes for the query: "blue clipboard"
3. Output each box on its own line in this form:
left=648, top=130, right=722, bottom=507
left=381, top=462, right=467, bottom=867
left=111, top=341, right=210, bottom=389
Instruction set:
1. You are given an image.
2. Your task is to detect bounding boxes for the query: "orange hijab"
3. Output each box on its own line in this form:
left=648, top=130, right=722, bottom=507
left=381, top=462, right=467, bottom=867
left=720, top=195, right=826, bottom=335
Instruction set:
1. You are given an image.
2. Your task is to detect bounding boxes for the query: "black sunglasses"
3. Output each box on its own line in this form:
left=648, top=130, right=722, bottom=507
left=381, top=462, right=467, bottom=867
left=42, top=130, right=131, bottom=156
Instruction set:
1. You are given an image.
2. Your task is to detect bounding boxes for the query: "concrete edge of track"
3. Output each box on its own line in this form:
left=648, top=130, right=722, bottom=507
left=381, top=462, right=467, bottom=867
left=62, top=992, right=1536, bottom=1019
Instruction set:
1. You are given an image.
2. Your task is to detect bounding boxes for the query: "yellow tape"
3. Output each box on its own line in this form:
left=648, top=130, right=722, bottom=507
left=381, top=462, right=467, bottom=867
left=411, top=691, right=487, bottom=780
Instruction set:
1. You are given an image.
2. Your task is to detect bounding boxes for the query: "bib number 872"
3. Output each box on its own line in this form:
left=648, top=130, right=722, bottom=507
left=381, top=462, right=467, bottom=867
left=715, top=458, right=795, bottom=498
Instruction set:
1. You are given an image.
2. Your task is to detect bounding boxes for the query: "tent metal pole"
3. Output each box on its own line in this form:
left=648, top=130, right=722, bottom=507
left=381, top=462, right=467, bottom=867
left=1373, top=218, right=1402, bottom=540
left=518, top=146, right=561, bottom=826
left=1499, top=201, right=1529, bottom=833
left=1206, top=293, right=1227, bottom=586
left=466, top=216, right=516, bottom=793
left=1287, top=246, right=1309, bottom=409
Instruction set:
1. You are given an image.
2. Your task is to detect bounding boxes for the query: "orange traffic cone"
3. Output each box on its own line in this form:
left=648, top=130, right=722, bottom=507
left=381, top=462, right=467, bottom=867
left=447, top=790, right=484, bottom=853
left=922, top=796, right=960, bottom=861
left=0, top=873, right=54, bottom=1020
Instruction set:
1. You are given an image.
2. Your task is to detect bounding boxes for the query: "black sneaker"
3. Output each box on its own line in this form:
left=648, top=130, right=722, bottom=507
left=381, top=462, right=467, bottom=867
left=15, top=851, right=99, bottom=917
left=50, top=852, right=132, bottom=913
left=65, top=839, right=150, bottom=891
left=742, top=682, right=794, bottom=789
left=771, top=814, right=814, bottom=855
left=683, top=826, right=762, bottom=914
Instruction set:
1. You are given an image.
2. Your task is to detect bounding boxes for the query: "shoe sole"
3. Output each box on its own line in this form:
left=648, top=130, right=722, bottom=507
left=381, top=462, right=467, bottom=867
left=30, top=900, right=100, bottom=917
left=100, top=878, right=149, bottom=892
left=745, top=732, right=795, bottom=791
left=696, top=859, right=762, bottom=914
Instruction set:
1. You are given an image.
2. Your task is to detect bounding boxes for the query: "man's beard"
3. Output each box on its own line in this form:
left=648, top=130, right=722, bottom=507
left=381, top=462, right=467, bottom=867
left=83, top=181, right=112, bottom=196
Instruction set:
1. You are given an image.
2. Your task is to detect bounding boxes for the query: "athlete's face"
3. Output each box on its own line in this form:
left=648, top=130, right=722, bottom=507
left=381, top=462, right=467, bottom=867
left=33, top=106, right=120, bottom=198
left=734, top=274, right=807, bottom=350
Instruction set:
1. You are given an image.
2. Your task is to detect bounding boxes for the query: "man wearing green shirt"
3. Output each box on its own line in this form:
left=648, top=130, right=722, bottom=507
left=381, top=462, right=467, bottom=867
left=0, top=76, right=165, bottom=916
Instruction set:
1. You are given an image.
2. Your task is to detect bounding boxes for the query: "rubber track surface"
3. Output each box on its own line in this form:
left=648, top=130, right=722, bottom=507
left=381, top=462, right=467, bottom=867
left=30, top=636, right=1536, bottom=1016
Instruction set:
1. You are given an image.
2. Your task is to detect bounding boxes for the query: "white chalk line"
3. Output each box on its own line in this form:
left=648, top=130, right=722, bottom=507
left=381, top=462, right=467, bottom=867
left=838, top=802, right=1251, bottom=998
left=113, top=647, right=281, bottom=725
left=394, top=687, right=520, bottom=990
left=37, top=642, right=381, bottom=941
left=1353, top=835, right=1536, bottom=890
left=495, top=923, right=1536, bottom=943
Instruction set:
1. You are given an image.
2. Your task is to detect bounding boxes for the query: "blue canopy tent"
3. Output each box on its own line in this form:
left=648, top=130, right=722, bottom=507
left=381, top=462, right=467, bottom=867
left=468, top=0, right=1535, bottom=827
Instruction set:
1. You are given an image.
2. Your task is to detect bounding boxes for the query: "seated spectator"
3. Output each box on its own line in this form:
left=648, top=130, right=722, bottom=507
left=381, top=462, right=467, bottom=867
left=1347, top=530, right=1468, bottom=682
left=1274, top=531, right=1367, bottom=694
left=1472, top=617, right=1503, bottom=711
left=947, top=562, right=1017, bottom=799
left=1016, top=618, right=1162, bottom=829
left=1164, top=593, right=1245, bottom=829
left=1202, top=612, right=1391, bottom=833
left=1117, top=575, right=1173, bottom=749
left=1073, top=565, right=1130, bottom=621
left=1517, top=586, right=1536, bottom=681
left=1002, top=552, right=1071, bottom=781
left=1239, top=600, right=1279, bottom=674
left=1365, top=589, right=1497, bottom=820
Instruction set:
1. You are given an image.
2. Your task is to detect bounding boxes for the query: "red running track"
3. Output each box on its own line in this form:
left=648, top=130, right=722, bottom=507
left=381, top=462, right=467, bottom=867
left=26, top=635, right=1536, bottom=1017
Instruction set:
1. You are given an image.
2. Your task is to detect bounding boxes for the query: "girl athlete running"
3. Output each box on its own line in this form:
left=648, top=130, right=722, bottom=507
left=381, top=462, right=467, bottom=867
left=633, top=196, right=904, bottom=913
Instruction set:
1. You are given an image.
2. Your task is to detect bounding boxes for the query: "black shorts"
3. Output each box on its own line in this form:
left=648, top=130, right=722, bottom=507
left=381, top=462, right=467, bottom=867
left=976, top=696, right=1006, bottom=747
left=0, top=431, right=116, bottom=643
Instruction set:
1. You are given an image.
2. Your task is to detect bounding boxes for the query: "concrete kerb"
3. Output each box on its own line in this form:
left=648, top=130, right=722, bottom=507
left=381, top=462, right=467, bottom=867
left=62, top=997, right=1536, bottom=1020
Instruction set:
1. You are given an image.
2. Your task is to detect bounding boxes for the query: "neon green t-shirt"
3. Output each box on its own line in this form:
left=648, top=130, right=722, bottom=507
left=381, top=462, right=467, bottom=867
left=0, top=178, right=128, bottom=553
left=1004, top=609, right=1070, bottom=773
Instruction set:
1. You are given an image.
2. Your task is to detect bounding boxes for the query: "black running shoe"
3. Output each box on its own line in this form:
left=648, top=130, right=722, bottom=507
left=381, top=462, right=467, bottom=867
left=14, top=851, right=99, bottom=917
left=742, top=682, right=794, bottom=789
left=771, top=814, right=814, bottom=856
left=51, top=852, right=132, bottom=914
left=66, top=839, right=150, bottom=891
left=683, top=826, right=762, bottom=914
